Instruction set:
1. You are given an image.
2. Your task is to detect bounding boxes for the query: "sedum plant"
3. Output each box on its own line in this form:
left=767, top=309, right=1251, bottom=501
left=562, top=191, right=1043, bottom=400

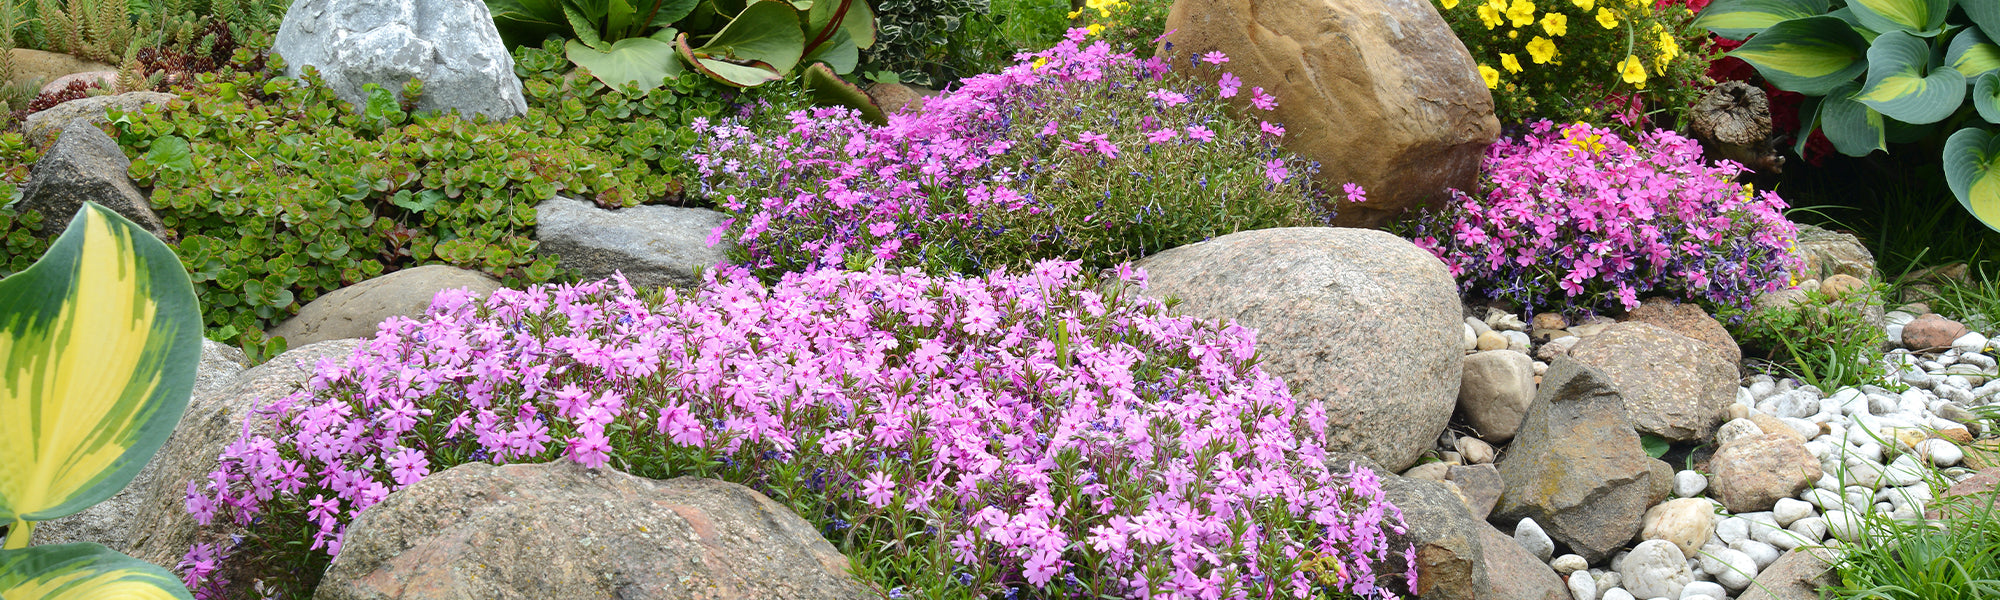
left=1696, top=0, right=2000, bottom=230
left=0, top=202, right=203, bottom=599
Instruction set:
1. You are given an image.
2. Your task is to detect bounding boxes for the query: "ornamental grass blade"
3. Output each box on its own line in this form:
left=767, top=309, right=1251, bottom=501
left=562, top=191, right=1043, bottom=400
left=0, top=203, right=202, bottom=546
left=0, top=543, right=194, bottom=599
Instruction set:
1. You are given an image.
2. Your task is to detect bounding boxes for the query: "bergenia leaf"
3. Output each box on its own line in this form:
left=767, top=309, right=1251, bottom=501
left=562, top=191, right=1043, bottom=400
left=563, top=2, right=606, bottom=50
left=567, top=37, right=686, bottom=90
left=1846, top=0, right=1950, bottom=36
left=682, top=2, right=804, bottom=87
left=1694, top=0, right=1833, bottom=40
left=1729, top=16, right=1872, bottom=96
left=1942, top=126, right=2000, bottom=232
left=802, top=27, right=858, bottom=74
left=0, top=543, right=194, bottom=599
left=0, top=203, right=202, bottom=541
left=803, top=62, right=885, bottom=124
left=1855, top=30, right=1966, bottom=124
left=647, top=0, right=698, bottom=27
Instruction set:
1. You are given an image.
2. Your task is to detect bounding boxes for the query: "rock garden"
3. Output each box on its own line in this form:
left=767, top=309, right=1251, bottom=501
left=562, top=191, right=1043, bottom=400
left=2, top=0, right=2000, bottom=599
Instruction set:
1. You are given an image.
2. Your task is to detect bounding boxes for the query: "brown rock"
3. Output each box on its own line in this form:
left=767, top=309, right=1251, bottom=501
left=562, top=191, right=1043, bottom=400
left=1748, top=413, right=1808, bottom=443
left=1737, top=547, right=1843, bottom=600
left=864, top=81, right=939, bottom=113
left=1903, top=314, right=1971, bottom=349
left=1927, top=467, right=2000, bottom=520
left=1623, top=297, right=1741, bottom=364
left=1132, top=228, right=1463, bottom=472
left=317, top=462, right=873, bottom=600
left=1447, top=463, right=1503, bottom=521
left=6, top=49, right=115, bottom=90
left=1794, top=224, right=1875, bottom=281
left=1473, top=523, right=1569, bottom=600
left=1709, top=433, right=1822, bottom=513
left=1568, top=322, right=1738, bottom=443
left=268, top=265, right=503, bottom=348
left=1459, top=350, right=1536, bottom=443
left=1968, top=440, right=2000, bottom=470
left=1491, top=357, right=1674, bottom=564
left=1819, top=274, right=1868, bottom=298
left=1374, top=475, right=1486, bottom=599
left=1939, top=427, right=1974, bottom=444
left=1531, top=313, right=1568, bottom=331
left=21, top=91, right=176, bottom=149
left=1475, top=330, right=1508, bottom=351
left=1160, top=0, right=1498, bottom=227
left=1639, top=498, right=1716, bottom=559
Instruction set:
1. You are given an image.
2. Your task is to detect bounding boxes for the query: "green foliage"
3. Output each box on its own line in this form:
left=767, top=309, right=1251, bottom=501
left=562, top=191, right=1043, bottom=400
left=486, top=0, right=876, bottom=91
left=1726, top=281, right=1891, bottom=391
left=1070, top=0, right=1173, bottom=58
left=1700, top=0, right=2000, bottom=231
left=859, top=0, right=1008, bottom=87
left=982, top=0, right=1071, bottom=55
left=1435, top=0, right=1715, bottom=130
left=1821, top=455, right=2000, bottom=600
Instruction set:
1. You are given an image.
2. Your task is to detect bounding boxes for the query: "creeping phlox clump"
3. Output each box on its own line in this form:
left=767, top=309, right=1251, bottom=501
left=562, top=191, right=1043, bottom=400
left=182, top=262, right=1412, bottom=600
left=692, top=29, right=1328, bottom=279
left=1404, top=121, right=1802, bottom=317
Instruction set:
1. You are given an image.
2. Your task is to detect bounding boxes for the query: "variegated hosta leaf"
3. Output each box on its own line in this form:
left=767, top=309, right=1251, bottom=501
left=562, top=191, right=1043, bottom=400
left=1694, top=0, right=1833, bottom=40
left=1847, top=0, right=1950, bottom=36
left=1821, top=81, right=1888, bottom=156
left=1730, top=16, right=1873, bottom=96
left=1946, top=127, right=2000, bottom=232
left=1856, top=29, right=1966, bottom=124
left=1949, top=28, right=2000, bottom=78
left=1967, top=2, right=2000, bottom=41
left=0, top=543, right=193, bottom=599
left=0, top=203, right=202, bottom=542
left=1976, top=71, right=2000, bottom=123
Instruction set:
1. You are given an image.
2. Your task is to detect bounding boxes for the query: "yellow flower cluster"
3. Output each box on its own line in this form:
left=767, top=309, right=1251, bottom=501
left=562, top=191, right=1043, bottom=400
left=1070, top=0, right=1129, bottom=19
left=1438, top=0, right=1703, bottom=126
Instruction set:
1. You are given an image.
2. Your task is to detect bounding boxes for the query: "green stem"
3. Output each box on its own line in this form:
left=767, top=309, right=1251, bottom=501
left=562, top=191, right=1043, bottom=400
left=3, top=519, right=32, bottom=550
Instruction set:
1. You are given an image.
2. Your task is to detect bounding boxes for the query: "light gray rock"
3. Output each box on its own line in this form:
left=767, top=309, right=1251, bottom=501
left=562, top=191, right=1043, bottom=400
left=1771, top=498, right=1813, bottom=527
left=1551, top=554, right=1588, bottom=575
left=1675, top=469, right=1709, bottom=498
left=1460, top=350, right=1537, bottom=443
left=1681, top=581, right=1725, bottom=600
left=1953, top=332, right=1990, bottom=353
left=1715, top=418, right=1765, bottom=447
left=1698, top=546, right=1757, bottom=590
left=316, top=462, right=873, bottom=600
left=1515, top=517, right=1555, bottom=563
left=273, top=0, right=528, bottom=119
left=11, top=119, right=163, bottom=239
left=1731, top=539, right=1781, bottom=570
left=1619, top=539, right=1693, bottom=600
left=1131, top=228, right=1462, bottom=471
left=269, top=265, right=501, bottom=348
left=1568, top=322, right=1737, bottom=442
left=21, top=91, right=176, bottom=149
left=1567, top=569, right=1597, bottom=600
left=534, top=196, right=737, bottom=290
left=1601, top=588, right=1635, bottom=600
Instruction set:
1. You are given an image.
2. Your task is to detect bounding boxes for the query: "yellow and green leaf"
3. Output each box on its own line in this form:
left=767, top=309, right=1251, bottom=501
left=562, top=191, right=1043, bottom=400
left=1695, top=0, right=1832, bottom=40
left=1949, top=28, right=2000, bottom=77
left=1847, top=0, right=1950, bottom=35
left=1730, top=16, right=1873, bottom=95
left=1856, top=30, right=1966, bottom=124
left=0, top=543, right=193, bottom=600
left=1944, top=126, right=2000, bottom=232
left=0, top=203, right=201, bottom=549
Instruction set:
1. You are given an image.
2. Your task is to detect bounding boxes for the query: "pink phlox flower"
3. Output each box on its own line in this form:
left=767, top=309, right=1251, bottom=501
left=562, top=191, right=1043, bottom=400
left=1217, top=72, right=1242, bottom=98
left=1200, top=51, right=1229, bottom=64
left=1250, top=87, right=1277, bottom=110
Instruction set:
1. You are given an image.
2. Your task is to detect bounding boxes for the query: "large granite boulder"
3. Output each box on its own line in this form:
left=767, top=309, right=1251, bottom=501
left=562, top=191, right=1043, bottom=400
left=1491, top=356, right=1673, bottom=563
left=21, top=91, right=176, bottom=149
left=534, top=196, right=736, bottom=290
left=316, top=461, right=874, bottom=600
left=11, top=119, right=164, bottom=239
left=1131, top=227, right=1462, bottom=471
left=31, top=340, right=249, bottom=550
left=272, top=0, right=528, bottom=120
left=269, top=265, right=501, bottom=347
left=1567, top=322, right=1737, bottom=443
left=1623, top=297, right=1741, bottom=365
left=1160, top=0, right=1498, bottom=227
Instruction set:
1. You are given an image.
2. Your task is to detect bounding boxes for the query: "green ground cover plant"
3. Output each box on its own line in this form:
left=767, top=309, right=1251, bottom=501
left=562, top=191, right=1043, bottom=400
left=1725, top=281, right=1890, bottom=391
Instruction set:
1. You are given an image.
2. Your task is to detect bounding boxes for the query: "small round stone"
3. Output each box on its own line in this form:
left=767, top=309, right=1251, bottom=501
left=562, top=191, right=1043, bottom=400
left=1551, top=553, right=1589, bottom=575
left=1675, top=470, right=1708, bottom=498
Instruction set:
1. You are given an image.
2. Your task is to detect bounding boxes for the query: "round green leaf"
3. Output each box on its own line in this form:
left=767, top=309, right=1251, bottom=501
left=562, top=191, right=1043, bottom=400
left=1948, top=27, right=2000, bottom=78
left=566, top=37, right=686, bottom=91
left=1943, top=126, right=2000, bottom=231
left=0, top=543, right=194, bottom=599
left=1821, top=81, right=1887, bottom=156
left=1856, top=30, right=1966, bottom=124
left=1730, top=16, right=1872, bottom=96
left=1847, top=0, right=1950, bottom=35
left=1977, top=71, right=2000, bottom=123
left=1694, top=0, right=1832, bottom=40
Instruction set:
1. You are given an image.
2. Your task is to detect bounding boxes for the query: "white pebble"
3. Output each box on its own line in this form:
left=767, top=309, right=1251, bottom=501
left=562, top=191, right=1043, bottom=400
left=1772, top=498, right=1814, bottom=526
left=1914, top=438, right=1963, bottom=467
left=1699, top=546, right=1758, bottom=590
left=1552, top=553, right=1589, bottom=575
left=1802, top=487, right=1846, bottom=511
left=1681, top=581, right=1726, bottom=599
left=1730, top=539, right=1781, bottom=570
left=1953, top=332, right=1990, bottom=354
left=1675, top=470, right=1708, bottom=498
left=1596, top=570, right=1621, bottom=592
left=1826, top=510, right=1868, bottom=543
left=1568, top=569, right=1598, bottom=600
left=1788, top=516, right=1828, bottom=544
left=1620, top=540, right=1692, bottom=600
left=1714, top=517, right=1749, bottom=545
left=1516, top=517, right=1555, bottom=563
left=1601, top=589, right=1635, bottom=600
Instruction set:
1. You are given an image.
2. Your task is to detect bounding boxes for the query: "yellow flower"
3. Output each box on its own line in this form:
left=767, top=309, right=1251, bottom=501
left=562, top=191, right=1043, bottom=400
left=1067, top=8, right=1081, bottom=18
left=1540, top=12, right=1567, bottom=36
left=1509, top=29, right=1519, bottom=38
left=1480, top=64, right=1501, bottom=88
left=1441, top=0, right=1460, bottom=8
left=1572, top=0, right=1592, bottom=9
left=1527, top=36, right=1557, bottom=63
left=1033, top=56, right=1049, bottom=70
left=1086, top=23, right=1105, bottom=36
left=1618, top=54, right=1648, bottom=87
left=1507, top=0, right=1537, bottom=27
left=1597, top=7, right=1618, bottom=28
left=1571, top=132, right=1606, bottom=154
left=1478, top=4, right=1504, bottom=28
left=1501, top=53, right=1522, bottom=73
left=1098, top=6, right=1113, bottom=17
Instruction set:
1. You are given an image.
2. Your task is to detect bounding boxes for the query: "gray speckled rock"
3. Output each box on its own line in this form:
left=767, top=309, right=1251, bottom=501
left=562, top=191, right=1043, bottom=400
left=1568, top=322, right=1737, bottom=443
left=534, top=196, right=736, bottom=290
left=1737, top=547, right=1842, bottom=600
left=31, top=340, right=248, bottom=551
left=21, top=91, right=176, bottom=149
left=1491, top=356, right=1673, bottom=564
left=272, top=0, right=527, bottom=120
left=1459, top=350, right=1536, bottom=443
left=270, top=265, right=501, bottom=347
left=1131, top=227, right=1461, bottom=472
left=1475, top=523, right=1568, bottom=600
left=316, top=462, right=873, bottom=600
left=11, top=119, right=163, bottom=239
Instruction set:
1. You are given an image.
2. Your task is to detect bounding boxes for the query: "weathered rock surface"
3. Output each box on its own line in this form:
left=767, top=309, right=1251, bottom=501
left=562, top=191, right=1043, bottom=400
left=31, top=340, right=249, bottom=550
left=1794, top=224, right=1874, bottom=282
left=315, top=461, right=873, bottom=600
left=534, top=196, right=736, bottom=290
left=1624, top=297, right=1741, bottom=365
left=6, top=49, right=114, bottom=90
left=1131, top=227, right=1462, bottom=471
left=1639, top=498, right=1715, bottom=559
left=11, top=119, right=163, bottom=238
left=1473, top=523, right=1568, bottom=600
left=1160, top=0, right=1498, bottom=227
left=21, top=91, right=176, bottom=149
left=1446, top=464, right=1502, bottom=521
left=272, top=0, right=528, bottom=119
left=270, top=265, right=501, bottom=347
left=1375, top=475, right=1485, bottom=600
left=1737, top=547, right=1843, bottom=600
left=1491, top=357, right=1673, bottom=563
left=1709, top=433, right=1822, bottom=513
left=1568, top=322, right=1737, bottom=442
left=1458, top=350, right=1535, bottom=443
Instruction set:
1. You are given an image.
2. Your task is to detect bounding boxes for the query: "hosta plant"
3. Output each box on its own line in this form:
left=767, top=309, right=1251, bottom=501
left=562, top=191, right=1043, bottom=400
left=1696, top=0, right=2000, bottom=229
left=0, top=203, right=203, bottom=598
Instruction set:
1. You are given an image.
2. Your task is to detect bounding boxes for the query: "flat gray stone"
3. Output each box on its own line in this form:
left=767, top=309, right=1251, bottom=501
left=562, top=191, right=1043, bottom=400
left=270, top=265, right=501, bottom=347
left=534, top=196, right=736, bottom=289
